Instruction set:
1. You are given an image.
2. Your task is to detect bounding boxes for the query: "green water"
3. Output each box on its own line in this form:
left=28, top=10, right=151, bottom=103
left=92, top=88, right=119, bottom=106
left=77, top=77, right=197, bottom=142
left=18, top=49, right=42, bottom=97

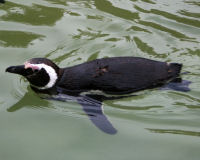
left=0, top=0, right=200, bottom=159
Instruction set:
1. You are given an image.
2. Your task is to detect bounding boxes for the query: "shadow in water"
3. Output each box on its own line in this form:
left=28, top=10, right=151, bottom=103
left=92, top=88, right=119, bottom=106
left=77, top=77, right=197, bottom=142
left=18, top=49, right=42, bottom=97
left=7, top=89, right=51, bottom=112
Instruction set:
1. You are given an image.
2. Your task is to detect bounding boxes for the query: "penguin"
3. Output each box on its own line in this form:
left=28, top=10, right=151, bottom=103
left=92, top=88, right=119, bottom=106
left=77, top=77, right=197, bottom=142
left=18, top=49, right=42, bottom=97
left=5, top=57, right=190, bottom=134
left=5, top=57, right=185, bottom=94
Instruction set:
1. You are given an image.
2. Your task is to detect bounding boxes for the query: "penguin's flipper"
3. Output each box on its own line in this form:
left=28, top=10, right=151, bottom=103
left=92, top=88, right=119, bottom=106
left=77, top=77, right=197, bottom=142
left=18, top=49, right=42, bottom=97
left=77, top=95, right=117, bottom=135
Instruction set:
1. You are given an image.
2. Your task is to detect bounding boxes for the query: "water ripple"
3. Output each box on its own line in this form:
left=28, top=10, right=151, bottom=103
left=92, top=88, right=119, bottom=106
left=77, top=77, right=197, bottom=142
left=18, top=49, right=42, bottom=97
left=0, top=0, right=200, bottom=147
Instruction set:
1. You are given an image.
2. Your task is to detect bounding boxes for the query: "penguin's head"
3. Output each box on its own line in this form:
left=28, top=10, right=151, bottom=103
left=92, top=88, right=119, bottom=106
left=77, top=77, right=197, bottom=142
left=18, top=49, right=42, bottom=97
left=6, top=58, right=60, bottom=90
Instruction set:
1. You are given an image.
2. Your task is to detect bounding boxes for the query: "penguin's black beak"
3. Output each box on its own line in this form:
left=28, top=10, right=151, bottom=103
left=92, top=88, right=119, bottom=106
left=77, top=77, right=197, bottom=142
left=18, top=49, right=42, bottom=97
left=0, top=0, right=5, bottom=4
left=6, top=65, right=26, bottom=76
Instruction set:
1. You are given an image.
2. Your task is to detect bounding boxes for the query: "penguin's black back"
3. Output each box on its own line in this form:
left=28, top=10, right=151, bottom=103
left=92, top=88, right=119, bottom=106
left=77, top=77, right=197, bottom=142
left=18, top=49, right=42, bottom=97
left=57, top=57, right=182, bottom=94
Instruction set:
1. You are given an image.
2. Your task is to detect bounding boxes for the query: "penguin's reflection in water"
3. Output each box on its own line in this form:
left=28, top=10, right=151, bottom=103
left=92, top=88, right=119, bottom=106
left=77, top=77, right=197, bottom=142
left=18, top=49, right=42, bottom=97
left=8, top=87, right=119, bottom=134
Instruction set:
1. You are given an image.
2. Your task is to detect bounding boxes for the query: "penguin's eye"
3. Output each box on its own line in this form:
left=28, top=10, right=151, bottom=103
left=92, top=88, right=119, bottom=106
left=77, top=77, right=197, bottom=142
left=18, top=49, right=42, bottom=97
left=26, top=68, right=34, bottom=75
left=34, top=69, right=39, bottom=73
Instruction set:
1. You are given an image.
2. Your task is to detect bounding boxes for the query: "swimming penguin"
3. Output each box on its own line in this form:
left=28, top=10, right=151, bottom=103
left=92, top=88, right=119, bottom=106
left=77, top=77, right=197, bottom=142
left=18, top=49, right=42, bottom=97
left=6, top=57, right=190, bottom=134
left=6, top=57, right=184, bottom=94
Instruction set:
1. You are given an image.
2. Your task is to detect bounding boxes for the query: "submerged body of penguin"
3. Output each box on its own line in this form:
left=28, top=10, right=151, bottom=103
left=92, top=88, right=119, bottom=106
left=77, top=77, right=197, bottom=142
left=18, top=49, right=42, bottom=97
left=6, top=57, right=190, bottom=134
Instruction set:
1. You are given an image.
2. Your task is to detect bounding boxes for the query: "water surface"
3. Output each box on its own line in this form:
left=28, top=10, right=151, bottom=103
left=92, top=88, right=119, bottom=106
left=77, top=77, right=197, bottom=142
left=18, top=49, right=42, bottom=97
left=0, top=0, right=200, bottom=160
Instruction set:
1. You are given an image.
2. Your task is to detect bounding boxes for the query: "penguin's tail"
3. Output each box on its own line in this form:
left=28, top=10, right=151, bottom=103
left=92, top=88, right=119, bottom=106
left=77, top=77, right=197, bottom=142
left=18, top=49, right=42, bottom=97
left=162, top=63, right=191, bottom=92
left=169, top=63, right=182, bottom=77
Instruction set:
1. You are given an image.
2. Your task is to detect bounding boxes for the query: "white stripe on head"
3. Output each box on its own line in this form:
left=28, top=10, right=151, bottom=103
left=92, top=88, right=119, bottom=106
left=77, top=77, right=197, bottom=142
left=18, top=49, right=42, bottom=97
left=25, top=63, right=58, bottom=90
